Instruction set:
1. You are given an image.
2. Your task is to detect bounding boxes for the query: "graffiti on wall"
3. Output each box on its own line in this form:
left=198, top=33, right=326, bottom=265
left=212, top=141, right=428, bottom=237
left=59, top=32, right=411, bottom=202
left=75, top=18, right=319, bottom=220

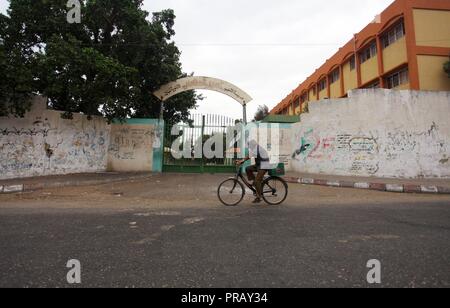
left=276, top=128, right=293, bottom=170
left=152, top=126, right=162, bottom=149
left=339, top=135, right=378, bottom=175
left=52, top=129, right=108, bottom=169
left=0, top=115, right=110, bottom=179
left=292, top=122, right=449, bottom=177
left=292, top=129, right=380, bottom=175
left=292, top=128, right=315, bottom=161
left=108, top=127, right=155, bottom=161
left=289, top=90, right=450, bottom=178
left=348, top=137, right=379, bottom=175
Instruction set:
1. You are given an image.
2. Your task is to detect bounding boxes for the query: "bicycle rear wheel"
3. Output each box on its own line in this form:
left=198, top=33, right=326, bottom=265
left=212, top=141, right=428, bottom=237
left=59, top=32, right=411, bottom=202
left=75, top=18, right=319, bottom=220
left=262, top=177, right=288, bottom=205
left=218, top=179, right=245, bottom=206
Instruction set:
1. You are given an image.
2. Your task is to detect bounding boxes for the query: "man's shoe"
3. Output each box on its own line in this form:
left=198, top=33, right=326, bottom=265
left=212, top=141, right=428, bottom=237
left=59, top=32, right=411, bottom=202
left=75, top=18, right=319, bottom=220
left=252, top=198, right=262, bottom=204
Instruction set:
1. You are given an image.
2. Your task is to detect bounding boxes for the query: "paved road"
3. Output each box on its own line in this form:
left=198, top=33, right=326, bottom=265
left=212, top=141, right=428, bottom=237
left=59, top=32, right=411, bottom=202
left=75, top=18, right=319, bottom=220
left=0, top=174, right=449, bottom=288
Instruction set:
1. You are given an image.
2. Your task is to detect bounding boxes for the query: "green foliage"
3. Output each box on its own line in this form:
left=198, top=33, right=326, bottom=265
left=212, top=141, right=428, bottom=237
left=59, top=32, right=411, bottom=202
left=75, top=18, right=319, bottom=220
left=444, top=60, right=450, bottom=78
left=253, top=105, right=269, bottom=122
left=36, top=35, right=139, bottom=120
left=0, top=12, right=34, bottom=117
left=0, top=0, right=200, bottom=122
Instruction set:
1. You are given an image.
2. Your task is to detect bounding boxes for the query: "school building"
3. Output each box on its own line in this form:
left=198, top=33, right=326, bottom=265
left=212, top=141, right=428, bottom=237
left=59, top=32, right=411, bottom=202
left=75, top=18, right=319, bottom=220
left=271, top=0, right=450, bottom=116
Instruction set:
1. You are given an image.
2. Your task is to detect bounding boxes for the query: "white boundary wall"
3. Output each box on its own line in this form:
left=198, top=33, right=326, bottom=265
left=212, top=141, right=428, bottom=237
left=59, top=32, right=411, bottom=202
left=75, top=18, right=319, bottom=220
left=291, top=89, right=450, bottom=178
left=0, top=97, right=111, bottom=180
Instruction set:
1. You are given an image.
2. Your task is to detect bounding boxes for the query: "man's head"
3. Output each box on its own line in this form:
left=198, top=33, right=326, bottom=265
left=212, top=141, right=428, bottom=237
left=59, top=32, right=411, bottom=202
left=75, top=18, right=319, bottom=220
left=248, top=139, right=258, bottom=150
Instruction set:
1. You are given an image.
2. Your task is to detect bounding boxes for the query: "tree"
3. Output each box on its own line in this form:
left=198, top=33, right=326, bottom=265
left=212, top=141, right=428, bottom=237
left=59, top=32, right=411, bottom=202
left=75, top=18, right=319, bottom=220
left=0, top=0, right=201, bottom=123
left=253, top=105, right=270, bottom=122
left=444, top=60, right=450, bottom=78
left=0, top=11, right=34, bottom=117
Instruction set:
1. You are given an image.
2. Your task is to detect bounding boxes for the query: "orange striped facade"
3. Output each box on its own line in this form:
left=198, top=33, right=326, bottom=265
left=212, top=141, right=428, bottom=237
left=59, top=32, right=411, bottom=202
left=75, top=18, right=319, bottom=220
left=271, top=0, right=450, bottom=116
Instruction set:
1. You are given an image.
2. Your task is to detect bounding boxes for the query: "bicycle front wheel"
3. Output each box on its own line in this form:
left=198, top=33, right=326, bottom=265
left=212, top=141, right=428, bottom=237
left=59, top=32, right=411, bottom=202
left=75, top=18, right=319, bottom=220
left=218, top=179, right=245, bottom=206
left=262, top=177, right=288, bottom=205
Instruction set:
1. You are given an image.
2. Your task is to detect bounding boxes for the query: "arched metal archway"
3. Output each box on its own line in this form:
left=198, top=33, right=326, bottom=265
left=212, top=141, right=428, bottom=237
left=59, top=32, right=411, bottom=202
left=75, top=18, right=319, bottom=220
left=153, top=76, right=253, bottom=124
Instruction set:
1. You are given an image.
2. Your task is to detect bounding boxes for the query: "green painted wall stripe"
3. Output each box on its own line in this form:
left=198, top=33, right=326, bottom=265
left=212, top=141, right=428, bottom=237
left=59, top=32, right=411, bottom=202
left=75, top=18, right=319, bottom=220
left=262, top=115, right=300, bottom=124
left=247, top=123, right=293, bottom=129
left=152, top=120, right=164, bottom=173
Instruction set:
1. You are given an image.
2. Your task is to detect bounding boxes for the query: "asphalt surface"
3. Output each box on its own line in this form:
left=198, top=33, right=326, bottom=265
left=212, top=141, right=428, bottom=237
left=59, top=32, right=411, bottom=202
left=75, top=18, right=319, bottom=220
left=0, top=174, right=449, bottom=288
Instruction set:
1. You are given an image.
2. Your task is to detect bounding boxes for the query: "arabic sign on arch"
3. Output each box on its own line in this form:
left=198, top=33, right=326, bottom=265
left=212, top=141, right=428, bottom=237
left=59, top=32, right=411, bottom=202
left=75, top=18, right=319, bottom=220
left=153, top=76, right=253, bottom=106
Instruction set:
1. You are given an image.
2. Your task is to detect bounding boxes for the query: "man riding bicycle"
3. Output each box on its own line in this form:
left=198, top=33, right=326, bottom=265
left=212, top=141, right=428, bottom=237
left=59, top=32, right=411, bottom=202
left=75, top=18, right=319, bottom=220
left=236, top=140, right=270, bottom=204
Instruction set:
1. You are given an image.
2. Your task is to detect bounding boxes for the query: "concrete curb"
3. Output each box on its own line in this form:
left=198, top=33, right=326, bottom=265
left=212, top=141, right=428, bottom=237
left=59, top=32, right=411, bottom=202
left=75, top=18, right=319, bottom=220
left=1, top=185, right=24, bottom=194
left=283, top=176, right=450, bottom=195
left=0, top=174, right=154, bottom=194
left=2, top=174, right=449, bottom=196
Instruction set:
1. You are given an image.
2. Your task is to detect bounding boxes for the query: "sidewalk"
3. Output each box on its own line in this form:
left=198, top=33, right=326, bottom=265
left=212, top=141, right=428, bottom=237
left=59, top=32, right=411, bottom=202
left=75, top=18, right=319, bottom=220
left=0, top=172, right=155, bottom=194
left=285, top=172, right=450, bottom=195
left=1, top=171, right=450, bottom=195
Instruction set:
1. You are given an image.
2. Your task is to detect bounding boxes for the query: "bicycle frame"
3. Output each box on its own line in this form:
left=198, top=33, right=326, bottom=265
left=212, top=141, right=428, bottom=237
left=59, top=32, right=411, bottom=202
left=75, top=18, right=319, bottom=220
left=234, top=166, right=257, bottom=193
left=231, top=165, right=281, bottom=196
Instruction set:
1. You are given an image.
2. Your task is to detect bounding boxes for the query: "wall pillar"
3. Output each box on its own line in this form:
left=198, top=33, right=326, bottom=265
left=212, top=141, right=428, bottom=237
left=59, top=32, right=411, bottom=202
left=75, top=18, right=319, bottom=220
left=403, top=2, right=420, bottom=90
left=376, top=36, right=386, bottom=88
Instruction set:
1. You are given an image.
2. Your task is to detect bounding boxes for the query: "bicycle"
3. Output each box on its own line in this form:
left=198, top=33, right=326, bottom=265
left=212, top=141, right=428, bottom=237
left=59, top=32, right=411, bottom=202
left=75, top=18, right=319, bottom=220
left=217, top=162, right=289, bottom=206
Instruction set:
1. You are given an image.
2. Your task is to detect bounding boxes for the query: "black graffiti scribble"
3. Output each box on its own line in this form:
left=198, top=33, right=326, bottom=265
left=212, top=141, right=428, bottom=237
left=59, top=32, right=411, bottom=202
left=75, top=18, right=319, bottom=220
left=349, top=137, right=379, bottom=154
left=1, top=127, right=51, bottom=137
left=292, top=143, right=311, bottom=159
left=44, top=143, right=54, bottom=158
left=428, top=122, right=438, bottom=136
left=439, top=157, right=449, bottom=165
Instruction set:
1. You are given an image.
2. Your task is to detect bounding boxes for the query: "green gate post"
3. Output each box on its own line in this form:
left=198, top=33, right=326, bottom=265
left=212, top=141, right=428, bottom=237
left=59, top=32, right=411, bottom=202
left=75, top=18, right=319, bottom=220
left=155, top=119, right=164, bottom=173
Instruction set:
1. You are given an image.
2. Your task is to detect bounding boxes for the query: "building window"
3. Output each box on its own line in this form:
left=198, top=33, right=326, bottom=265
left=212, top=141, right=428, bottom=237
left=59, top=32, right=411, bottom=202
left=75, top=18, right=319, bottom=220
left=300, top=92, right=308, bottom=103
left=349, top=56, right=356, bottom=71
left=312, top=86, right=317, bottom=95
left=294, top=98, right=300, bottom=109
left=385, top=68, right=409, bottom=89
left=318, top=79, right=327, bottom=91
left=365, top=80, right=380, bottom=89
left=359, top=42, right=377, bottom=64
left=381, top=21, right=405, bottom=49
left=330, top=68, right=340, bottom=84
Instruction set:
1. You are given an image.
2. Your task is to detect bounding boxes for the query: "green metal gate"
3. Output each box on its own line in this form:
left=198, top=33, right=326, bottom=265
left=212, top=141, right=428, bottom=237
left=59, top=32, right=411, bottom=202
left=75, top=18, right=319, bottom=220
left=163, top=114, right=238, bottom=173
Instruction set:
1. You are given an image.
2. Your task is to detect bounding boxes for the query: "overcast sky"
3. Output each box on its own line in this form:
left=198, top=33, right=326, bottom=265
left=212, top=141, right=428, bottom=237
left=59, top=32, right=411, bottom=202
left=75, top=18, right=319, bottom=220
left=0, top=0, right=394, bottom=121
